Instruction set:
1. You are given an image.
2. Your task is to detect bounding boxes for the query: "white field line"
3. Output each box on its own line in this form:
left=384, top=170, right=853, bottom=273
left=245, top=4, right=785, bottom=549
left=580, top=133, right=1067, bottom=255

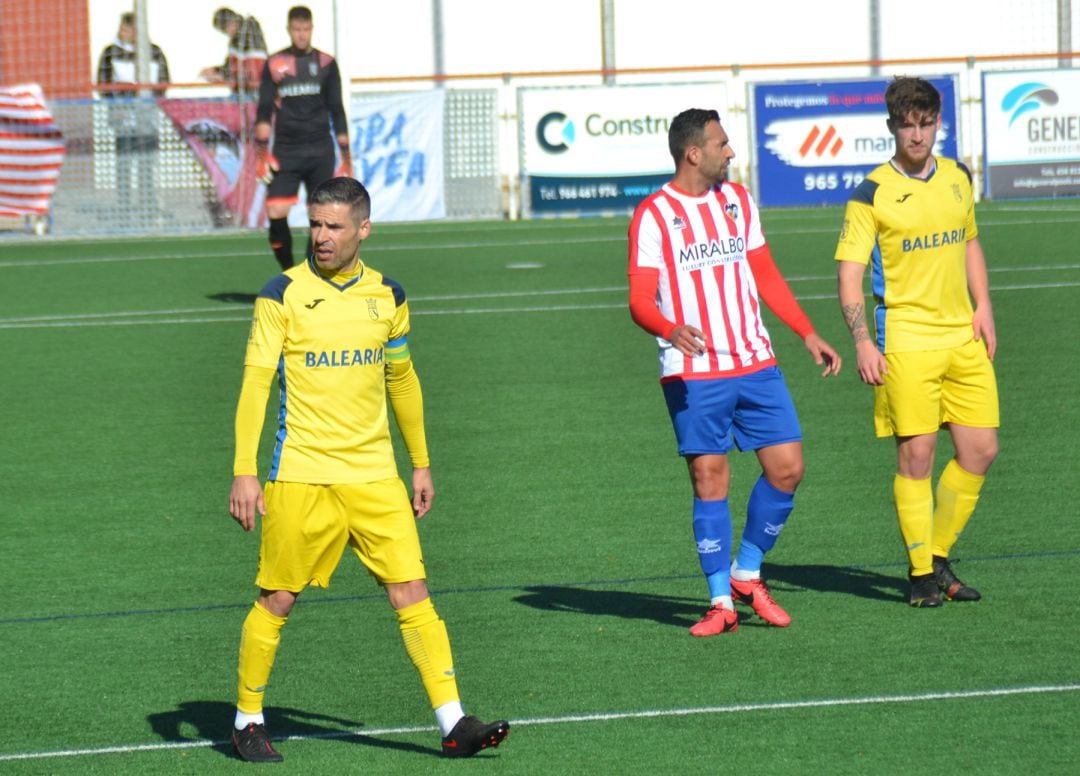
left=4, top=263, right=1079, bottom=325
left=0, top=286, right=634, bottom=324
left=1, top=279, right=1079, bottom=330
left=0, top=683, right=1075, bottom=763
left=0, top=214, right=1077, bottom=268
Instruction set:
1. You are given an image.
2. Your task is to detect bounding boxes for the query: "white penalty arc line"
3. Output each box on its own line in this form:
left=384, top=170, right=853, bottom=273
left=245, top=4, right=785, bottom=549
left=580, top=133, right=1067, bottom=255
left=1, top=280, right=1079, bottom=330
left=0, top=683, right=1076, bottom=763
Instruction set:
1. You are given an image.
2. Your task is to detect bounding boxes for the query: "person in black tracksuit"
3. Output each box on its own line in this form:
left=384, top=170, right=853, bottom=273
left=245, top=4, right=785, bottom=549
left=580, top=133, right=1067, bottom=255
left=253, top=5, right=350, bottom=270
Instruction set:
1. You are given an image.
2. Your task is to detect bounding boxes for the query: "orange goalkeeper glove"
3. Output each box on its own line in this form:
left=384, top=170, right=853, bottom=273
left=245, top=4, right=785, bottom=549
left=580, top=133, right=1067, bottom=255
left=254, top=139, right=279, bottom=185
left=334, top=140, right=352, bottom=178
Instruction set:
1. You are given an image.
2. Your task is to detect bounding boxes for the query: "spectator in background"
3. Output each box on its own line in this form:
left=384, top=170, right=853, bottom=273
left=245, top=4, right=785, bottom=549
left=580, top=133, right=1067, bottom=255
left=96, top=12, right=170, bottom=220
left=200, top=7, right=268, bottom=98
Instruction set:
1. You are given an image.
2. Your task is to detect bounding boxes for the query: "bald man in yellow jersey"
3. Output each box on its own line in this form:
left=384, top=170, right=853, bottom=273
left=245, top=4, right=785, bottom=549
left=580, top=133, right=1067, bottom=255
left=226, top=177, right=508, bottom=762
left=835, top=77, right=999, bottom=609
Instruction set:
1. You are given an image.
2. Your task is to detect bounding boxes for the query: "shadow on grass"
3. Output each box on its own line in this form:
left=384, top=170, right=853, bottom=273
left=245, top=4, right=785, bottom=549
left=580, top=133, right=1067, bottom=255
left=512, top=586, right=716, bottom=630
left=206, top=291, right=257, bottom=305
left=761, top=563, right=906, bottom=603
left=512, top=563, right=907, bottom=629
left=147, top=700, right=434, bottom=759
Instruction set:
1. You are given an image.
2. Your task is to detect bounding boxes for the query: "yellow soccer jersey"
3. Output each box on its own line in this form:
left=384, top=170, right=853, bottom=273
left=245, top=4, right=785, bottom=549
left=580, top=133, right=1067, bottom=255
left=244, top=260, right=412, bottom=484
left=834, top=157, right=978, bottom=353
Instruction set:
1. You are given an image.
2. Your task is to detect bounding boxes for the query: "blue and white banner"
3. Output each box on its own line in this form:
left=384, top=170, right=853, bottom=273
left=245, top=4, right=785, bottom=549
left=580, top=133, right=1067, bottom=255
left=287, top=90, right=446, bottom=226
left=751, top=77, right=959, bottom=206
left=519, top=83, right=726, bottom=215
left=349, top=90, right=446, bottom=222
left=983, top=69, right=1080, bottom=199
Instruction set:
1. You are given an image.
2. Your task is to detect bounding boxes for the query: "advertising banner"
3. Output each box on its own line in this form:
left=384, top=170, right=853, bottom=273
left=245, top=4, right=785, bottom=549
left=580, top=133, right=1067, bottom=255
left=160, top=98, right=264, bottom=227
left=751, top=76, right=959, bottom=207
left=162, top=90, right=447, bottom=228
left=348, top=90, right=446, bottom=222
left=983, top=69, right=1080, bottom=199
left=519, top=83, right=726, bottom=215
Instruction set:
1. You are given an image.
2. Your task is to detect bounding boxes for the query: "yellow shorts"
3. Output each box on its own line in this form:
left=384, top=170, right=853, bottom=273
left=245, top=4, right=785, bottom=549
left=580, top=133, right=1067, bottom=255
left=257, top=478, right=425, bottom=592
left=874, top=339, right=999, bottom=438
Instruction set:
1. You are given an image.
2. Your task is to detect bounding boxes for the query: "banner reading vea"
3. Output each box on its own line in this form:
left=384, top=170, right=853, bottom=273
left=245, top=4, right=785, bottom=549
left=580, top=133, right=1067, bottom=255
left=348, top=90, right=446, bottom=222
left=983, top=69, right=1080, bottom=199
left=162, top=90, right=447, bottom=227
left=519, top=83, right=726, bottom=215
left=751, top=76, right=959, bottom=207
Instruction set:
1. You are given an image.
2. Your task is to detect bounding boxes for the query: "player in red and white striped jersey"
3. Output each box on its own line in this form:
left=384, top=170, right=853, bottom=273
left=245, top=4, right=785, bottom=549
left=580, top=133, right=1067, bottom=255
left=628, top=108, right=841, bottom=636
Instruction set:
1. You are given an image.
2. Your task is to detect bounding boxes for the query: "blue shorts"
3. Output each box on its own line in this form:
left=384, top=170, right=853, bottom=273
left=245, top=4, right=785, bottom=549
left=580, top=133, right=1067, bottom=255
left=662, top=366, right=802, bottom=456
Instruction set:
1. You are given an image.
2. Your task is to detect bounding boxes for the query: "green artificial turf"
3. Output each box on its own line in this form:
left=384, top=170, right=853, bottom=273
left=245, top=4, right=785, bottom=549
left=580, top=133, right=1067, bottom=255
left=1, top=203, right=1077, bottom=774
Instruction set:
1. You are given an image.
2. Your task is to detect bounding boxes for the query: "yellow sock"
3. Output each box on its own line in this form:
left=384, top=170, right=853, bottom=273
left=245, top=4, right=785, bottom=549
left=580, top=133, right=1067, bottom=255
left=237, top=601, right=287, bottom=714
left=397, top=597, right=460, bottom=709
left=894, top=474, right=934, bottom=576
left=932, top=459, right=985, bottom=558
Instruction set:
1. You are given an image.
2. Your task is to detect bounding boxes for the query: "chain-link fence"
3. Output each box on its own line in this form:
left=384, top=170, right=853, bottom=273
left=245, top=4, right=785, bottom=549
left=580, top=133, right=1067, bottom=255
left=28, top=88, right=501, bottom=238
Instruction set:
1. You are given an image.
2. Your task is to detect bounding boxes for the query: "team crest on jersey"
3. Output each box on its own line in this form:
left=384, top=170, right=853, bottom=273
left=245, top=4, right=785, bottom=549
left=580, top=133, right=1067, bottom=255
left=309, top=61, right=318, bottom=77
left=672, top=216, right=686, bottom=230
left=724, top=202, right=739, bottom=220
left=952, top=183, right=962, bottom=202
left=366, top=298, right=379, bottom=320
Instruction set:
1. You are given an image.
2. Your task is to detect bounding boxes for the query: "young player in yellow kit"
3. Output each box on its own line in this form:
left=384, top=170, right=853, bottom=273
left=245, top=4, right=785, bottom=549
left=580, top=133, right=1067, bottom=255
left=835, top=77, right=999, bottom=608
left=227, top=177, right=509, bottom=762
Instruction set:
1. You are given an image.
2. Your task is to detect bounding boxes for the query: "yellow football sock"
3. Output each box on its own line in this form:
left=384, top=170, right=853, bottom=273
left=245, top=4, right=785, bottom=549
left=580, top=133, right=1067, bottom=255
left=894, top=474, right=934, bottom=576
left=932, top=459, right=985, bottom=558
left=236, top=601, right=287, bottom=714
left=397, top=597, right=460, bottom=709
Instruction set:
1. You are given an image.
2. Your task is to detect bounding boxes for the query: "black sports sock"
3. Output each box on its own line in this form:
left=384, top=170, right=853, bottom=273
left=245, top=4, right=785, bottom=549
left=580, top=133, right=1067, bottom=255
left=268, top=218, right=293, bottom=270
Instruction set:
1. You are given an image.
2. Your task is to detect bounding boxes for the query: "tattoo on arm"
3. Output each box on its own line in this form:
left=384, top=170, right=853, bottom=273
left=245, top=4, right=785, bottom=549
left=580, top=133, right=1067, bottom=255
left=841, top=302, right=871, bottom=345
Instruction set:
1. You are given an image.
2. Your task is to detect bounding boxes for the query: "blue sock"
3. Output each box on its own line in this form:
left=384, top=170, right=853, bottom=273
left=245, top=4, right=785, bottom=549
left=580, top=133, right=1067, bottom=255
left=692, top=497, right=732, bottom=601
left=736, top=475, right=795, bottom=574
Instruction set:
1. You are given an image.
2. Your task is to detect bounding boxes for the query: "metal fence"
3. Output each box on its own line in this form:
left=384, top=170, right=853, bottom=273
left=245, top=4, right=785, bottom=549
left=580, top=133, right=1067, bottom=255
left=26, top=88, right=502, bottom=238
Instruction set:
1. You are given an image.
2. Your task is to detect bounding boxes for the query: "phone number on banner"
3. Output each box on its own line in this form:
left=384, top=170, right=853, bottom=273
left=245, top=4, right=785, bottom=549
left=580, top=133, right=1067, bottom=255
left=804, top=171, right=866, bottom=191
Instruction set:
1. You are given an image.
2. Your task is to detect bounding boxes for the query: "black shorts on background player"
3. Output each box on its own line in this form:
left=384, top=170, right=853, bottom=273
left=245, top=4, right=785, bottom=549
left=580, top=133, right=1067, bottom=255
left=265, top=142, right=336, bottom=204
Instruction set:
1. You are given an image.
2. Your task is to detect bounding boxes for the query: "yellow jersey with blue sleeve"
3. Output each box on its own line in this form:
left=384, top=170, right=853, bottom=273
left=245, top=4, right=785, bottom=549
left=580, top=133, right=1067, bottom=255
left=243, top=259, right=420, bottom=484
left=834, top=157, right=977, bottom=354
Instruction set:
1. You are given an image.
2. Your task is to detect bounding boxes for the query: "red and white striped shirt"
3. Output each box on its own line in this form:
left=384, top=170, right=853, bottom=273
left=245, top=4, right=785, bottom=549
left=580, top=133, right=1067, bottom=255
left=628, top=181, right=777, bottom=381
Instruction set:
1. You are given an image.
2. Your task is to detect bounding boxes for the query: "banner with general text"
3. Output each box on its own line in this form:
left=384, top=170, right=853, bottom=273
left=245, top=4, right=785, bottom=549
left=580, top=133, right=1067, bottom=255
left=346, top=90, right=446, bottom=222
left=751, top=77, right=959, bottom=207
left=518, top=83, right=727, bottom=216
left=983, top=69, right=1080, bottom=199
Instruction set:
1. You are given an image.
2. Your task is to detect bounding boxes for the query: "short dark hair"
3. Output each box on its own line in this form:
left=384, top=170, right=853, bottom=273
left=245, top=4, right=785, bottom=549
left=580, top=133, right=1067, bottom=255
left=288, top=6, right=313, bottom=23
left=668, top=108, right=720, bottom=166
left=120, top=12, right=135, bottom=27
left=212, top=7, right=240, bottom=32
left=885, top=77, right=941, bottom=123
left=309, top=177, right=371, bottom=223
